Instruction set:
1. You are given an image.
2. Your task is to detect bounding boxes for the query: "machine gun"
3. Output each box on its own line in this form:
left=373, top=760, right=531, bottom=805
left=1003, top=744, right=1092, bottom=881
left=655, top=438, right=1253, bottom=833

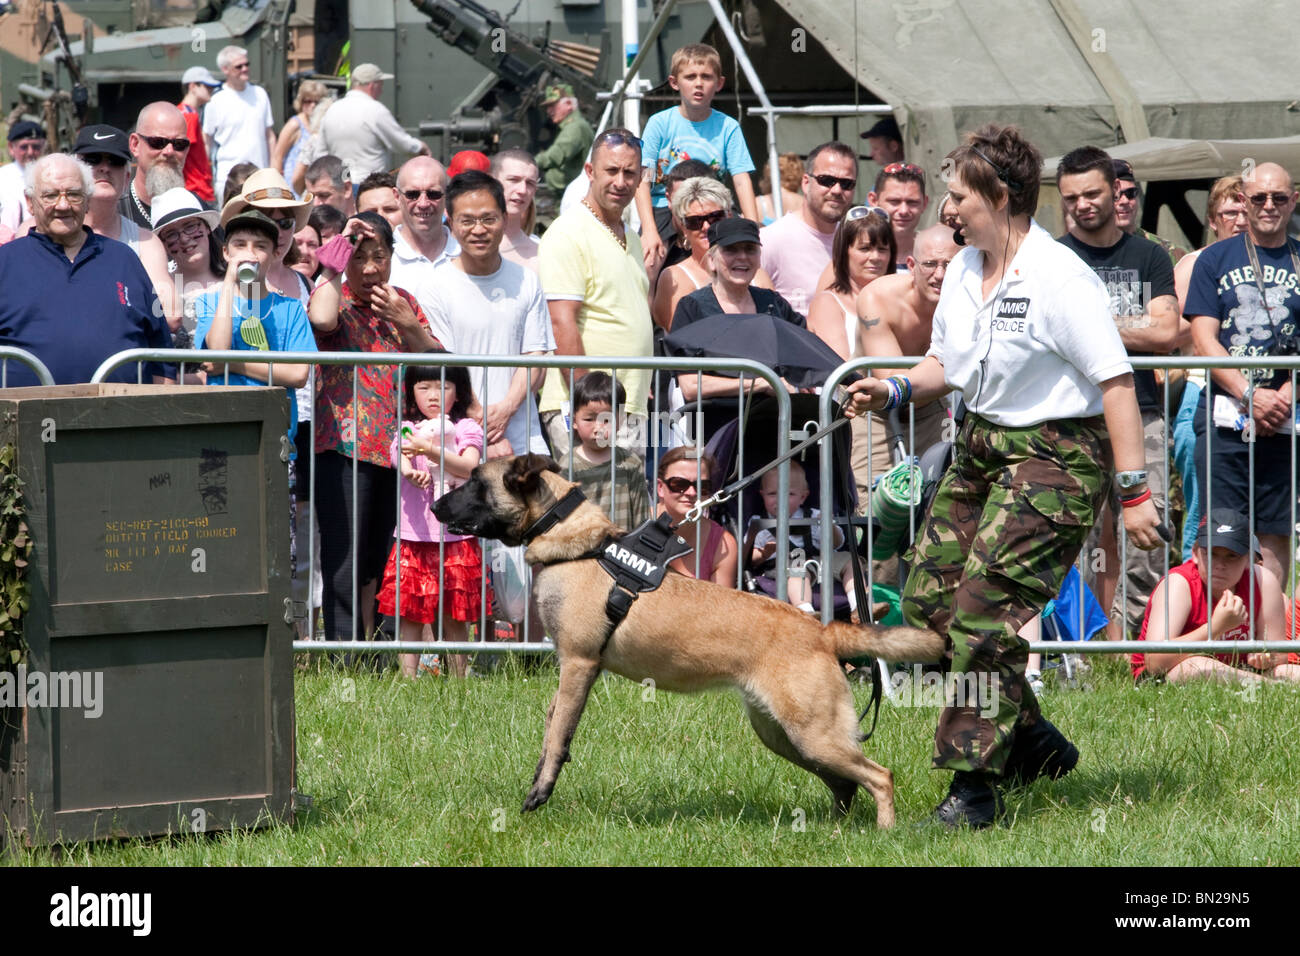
left=409, top=0, right=609, bottom=154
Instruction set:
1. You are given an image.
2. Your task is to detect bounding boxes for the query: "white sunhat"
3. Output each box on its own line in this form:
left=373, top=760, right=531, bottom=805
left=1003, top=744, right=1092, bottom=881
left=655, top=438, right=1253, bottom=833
left=150, top=187, right=221, bottom=233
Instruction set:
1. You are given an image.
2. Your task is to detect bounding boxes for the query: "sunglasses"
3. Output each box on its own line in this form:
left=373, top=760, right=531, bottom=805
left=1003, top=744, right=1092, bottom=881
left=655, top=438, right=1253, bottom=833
left=811, top=173, right=856, bottom=192
left=593, top=129, right=643, bottom=152
left=845, top=204, right=888, bottom=222
left=141, top=135, right=191, bottom=152
left=80, top=152, right=127, bottom=168
left=662, top=476, right=711, bottom=495
left=402, top=188, right=444, bottom=202
left=272, top=216, right=296, bottom=231
left=1117, top=186, right=1139, bottom=200
left=881, top=162, right=925, bottom=176
left=683, top=209, right=726, bottom=231
left=1245, top=191, right=1293, bottom=208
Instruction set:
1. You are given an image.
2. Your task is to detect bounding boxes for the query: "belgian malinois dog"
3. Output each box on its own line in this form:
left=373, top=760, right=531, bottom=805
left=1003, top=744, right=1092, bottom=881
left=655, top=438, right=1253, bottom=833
left=433, top=455, right=944, bottom=827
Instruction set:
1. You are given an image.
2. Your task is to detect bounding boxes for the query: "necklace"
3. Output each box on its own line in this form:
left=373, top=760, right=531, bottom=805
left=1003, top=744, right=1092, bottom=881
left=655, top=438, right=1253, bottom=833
left=129, top=181, right=151, bottom=224
left=582, top=199, right=626, bottom=251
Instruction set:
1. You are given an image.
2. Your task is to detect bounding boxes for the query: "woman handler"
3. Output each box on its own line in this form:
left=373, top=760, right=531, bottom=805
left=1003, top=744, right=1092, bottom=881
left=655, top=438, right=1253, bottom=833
left=845, top=124, right=1163, bottom=828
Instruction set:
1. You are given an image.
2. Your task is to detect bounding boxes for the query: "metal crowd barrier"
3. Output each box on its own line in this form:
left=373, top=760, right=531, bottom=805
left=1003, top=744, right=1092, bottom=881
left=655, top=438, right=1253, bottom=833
left=0, top=347, right=56, bottom=387
left=91, top=349, right=792, bottom=655
left=818, top=355, right=1300, bottom=658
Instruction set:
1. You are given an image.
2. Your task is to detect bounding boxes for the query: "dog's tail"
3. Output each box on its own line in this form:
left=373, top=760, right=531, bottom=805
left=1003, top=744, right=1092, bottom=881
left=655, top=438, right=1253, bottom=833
left=828, top=621, right=945, bottom=664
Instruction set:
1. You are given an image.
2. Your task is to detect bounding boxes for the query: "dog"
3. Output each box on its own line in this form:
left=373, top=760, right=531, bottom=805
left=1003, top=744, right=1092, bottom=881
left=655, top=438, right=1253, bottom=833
left=432, top=454, right=945, bottom=827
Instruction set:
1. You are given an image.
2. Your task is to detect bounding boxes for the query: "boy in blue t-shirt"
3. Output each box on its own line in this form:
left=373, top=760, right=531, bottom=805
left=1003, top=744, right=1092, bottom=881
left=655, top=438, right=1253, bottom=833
left=634, top=43, right=757, bottom=267
left=194, top=209, right=316, bottom=433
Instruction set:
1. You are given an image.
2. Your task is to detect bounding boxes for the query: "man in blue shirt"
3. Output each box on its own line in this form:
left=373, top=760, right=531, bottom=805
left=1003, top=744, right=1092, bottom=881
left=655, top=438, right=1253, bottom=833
left=0, top=153, right=172, bottom=385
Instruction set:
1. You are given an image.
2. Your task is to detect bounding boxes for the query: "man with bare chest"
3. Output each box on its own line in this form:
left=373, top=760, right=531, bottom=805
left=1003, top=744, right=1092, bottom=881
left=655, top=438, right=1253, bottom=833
left=850, top=225, right=958, bottom=510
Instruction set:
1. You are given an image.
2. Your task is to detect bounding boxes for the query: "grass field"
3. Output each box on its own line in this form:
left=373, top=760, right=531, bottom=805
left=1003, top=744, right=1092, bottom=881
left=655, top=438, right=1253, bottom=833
left=8, top=653, right=1300, bottom=866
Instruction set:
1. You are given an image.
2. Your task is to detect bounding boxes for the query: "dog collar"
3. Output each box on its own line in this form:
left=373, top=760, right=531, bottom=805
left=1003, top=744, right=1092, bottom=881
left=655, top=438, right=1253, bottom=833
left=521, top=486, right=588, bottom=544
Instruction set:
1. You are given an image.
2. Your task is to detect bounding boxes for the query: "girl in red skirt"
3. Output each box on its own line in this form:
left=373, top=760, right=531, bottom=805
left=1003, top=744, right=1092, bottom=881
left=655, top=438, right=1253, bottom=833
left=378, top=357, right=489, bottom=677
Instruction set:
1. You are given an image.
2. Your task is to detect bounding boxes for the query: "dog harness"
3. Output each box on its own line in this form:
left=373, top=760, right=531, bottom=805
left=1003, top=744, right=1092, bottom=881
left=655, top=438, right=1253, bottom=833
left=593, top=514, right=693, bottom=628
left=519, top=488, right=693, bottom=634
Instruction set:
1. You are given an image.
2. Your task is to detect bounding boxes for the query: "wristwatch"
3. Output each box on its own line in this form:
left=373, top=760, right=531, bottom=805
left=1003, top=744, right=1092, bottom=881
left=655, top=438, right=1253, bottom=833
left=1115, top=470, right=1148, bottom=490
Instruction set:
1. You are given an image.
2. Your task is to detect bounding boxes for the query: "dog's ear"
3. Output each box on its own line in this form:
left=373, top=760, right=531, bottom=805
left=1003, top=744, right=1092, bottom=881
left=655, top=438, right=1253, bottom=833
left=504, top=453, right=561, bottom=497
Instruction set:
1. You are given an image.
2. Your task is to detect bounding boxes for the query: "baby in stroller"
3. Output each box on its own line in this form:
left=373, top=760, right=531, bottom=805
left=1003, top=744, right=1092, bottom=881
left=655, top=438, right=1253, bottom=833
left=745, top=461, right=858, bottom=617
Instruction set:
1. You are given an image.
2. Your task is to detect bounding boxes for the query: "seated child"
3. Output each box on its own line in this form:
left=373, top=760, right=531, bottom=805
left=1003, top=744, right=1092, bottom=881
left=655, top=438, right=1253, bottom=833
left=569, top=371, right=651, bottom=532
left=1134, top=508, right=1300, bottom=684
left=747, top=460, right=857, bottom=616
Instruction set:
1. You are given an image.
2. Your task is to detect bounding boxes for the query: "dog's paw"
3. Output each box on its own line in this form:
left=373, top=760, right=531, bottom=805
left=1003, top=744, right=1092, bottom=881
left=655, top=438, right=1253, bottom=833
left=522, top=788, right=550, bottom=812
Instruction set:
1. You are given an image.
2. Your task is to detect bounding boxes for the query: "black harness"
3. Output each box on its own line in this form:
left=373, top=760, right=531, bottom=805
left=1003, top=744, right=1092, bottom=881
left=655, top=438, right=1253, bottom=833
left=520, top=489, right=692, bottom=642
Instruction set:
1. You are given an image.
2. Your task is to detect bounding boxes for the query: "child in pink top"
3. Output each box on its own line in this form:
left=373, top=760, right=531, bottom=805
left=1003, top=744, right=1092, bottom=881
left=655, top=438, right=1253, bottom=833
left=377, top=358, right=489, bottom=678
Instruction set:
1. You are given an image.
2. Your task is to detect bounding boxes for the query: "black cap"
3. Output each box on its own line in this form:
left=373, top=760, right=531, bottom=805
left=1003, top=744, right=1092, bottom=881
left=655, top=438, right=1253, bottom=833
left=859, top=116, right=901, bottom=141
left=707, top=216, right=760, bottom=248
left=1112, top=158, right=1136, bottom=182
left=1197, top=509, right=1260, bottom=556
left=73, top=125, right=131, bottom=162
left=8, top=120, right=44, bottom=143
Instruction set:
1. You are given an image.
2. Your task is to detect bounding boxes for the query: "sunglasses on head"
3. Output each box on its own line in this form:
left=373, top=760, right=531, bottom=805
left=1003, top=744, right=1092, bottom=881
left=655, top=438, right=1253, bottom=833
left=845, top=204, right=888, bottom=222
left=80, top=152, right=127, bottom=168
left=683, top=209, right=726, bottom=231
left=1246, top=191, right=1293, bottom=207
left=593, top=129, right=643, bottom=152
left=881, top=162, right=924, bottom=176
left=402, top=188, right=443, bottom=202
left=662, top=476, right=711, bottom=495
left=1117, top=186, right=1139, bottom=200
left=812, top=173, right=856, bottom=192
left=141, top=135, right=190, bottom=152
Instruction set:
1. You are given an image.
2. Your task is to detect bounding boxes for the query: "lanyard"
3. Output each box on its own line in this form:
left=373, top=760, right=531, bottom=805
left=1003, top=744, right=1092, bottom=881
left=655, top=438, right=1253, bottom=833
left=1240, top=234, right=1300, bottom=387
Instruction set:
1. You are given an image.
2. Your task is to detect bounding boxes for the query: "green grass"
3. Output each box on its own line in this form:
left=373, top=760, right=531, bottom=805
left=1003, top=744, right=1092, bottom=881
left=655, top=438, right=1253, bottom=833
left=8, top=654, right=1300, bottom=865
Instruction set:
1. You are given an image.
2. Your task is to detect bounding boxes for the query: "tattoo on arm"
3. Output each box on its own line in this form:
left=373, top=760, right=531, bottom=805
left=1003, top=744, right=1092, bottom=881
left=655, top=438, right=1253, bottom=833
left=858, top=315, right=882, bottom=330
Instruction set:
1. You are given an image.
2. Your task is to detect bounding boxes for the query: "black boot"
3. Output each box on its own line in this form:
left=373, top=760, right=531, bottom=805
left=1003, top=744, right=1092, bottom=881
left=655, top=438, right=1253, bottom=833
left=932, top=771, right=1004, bottom=829
left=1002, top=717, right=1079, bottom=787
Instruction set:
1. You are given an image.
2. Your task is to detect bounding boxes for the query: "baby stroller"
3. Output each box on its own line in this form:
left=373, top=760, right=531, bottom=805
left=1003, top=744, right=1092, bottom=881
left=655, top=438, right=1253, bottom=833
left=704, top=393, right=868, bottom=619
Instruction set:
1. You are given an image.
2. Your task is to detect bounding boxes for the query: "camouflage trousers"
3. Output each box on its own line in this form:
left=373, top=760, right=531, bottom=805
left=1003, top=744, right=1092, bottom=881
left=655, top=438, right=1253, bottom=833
left=902, top=414, right=1112, bottom=774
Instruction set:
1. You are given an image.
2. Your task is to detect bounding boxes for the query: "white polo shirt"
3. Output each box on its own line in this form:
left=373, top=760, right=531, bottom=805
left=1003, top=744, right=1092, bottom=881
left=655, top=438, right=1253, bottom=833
left=930, top=220, right=1131, bottom=427
left=388, top=223, right=460, bottom=298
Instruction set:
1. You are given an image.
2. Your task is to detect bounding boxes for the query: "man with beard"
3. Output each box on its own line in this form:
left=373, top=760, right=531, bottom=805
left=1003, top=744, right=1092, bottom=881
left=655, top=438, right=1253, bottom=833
left=760, top=141, right=856, bottom=315
left=1057, top=145, right=1179, bottom=641
left=120, top=103, right=191, bottom=229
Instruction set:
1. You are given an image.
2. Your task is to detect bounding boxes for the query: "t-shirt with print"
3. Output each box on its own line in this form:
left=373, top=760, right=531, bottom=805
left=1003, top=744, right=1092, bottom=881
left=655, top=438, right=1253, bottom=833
left=1184, top=233, right=1300, bottom=395
left=194, top=289, right=317, bottom=433
left=1059, top=231, right=1176, bottom=412
left=413, top=258, right=555, bottom=456
left=640, top=107, right=755, bottom=208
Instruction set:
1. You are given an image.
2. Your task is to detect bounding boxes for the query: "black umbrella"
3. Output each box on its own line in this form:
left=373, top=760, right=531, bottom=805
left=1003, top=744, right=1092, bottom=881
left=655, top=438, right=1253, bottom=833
left=662, top=313, right=857, bottom=390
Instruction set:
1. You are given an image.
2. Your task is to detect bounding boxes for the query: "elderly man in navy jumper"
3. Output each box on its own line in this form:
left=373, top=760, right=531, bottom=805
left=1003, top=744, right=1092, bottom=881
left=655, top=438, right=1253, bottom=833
left=0, top=153, right=172, bottom=385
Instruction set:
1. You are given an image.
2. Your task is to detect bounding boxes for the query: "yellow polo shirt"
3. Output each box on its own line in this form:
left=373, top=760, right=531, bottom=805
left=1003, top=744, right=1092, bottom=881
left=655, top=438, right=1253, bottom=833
left=538, top=204, right=653, bottom=417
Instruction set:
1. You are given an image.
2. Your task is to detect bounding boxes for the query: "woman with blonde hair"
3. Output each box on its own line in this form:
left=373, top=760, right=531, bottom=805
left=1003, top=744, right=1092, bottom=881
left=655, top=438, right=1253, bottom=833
left=273, top=80, right=328, bottom=187
left=652, top=176, right=774, bottom=331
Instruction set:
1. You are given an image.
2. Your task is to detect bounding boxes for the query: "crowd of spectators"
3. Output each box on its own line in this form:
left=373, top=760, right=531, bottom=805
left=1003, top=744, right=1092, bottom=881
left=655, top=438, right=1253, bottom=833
left=0, top=39, right=1295, bottom=684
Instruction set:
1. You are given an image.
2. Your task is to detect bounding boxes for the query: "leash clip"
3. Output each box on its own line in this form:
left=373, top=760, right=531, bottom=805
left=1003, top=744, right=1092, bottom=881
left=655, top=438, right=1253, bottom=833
left=685, top=489, right=730, bottom=524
